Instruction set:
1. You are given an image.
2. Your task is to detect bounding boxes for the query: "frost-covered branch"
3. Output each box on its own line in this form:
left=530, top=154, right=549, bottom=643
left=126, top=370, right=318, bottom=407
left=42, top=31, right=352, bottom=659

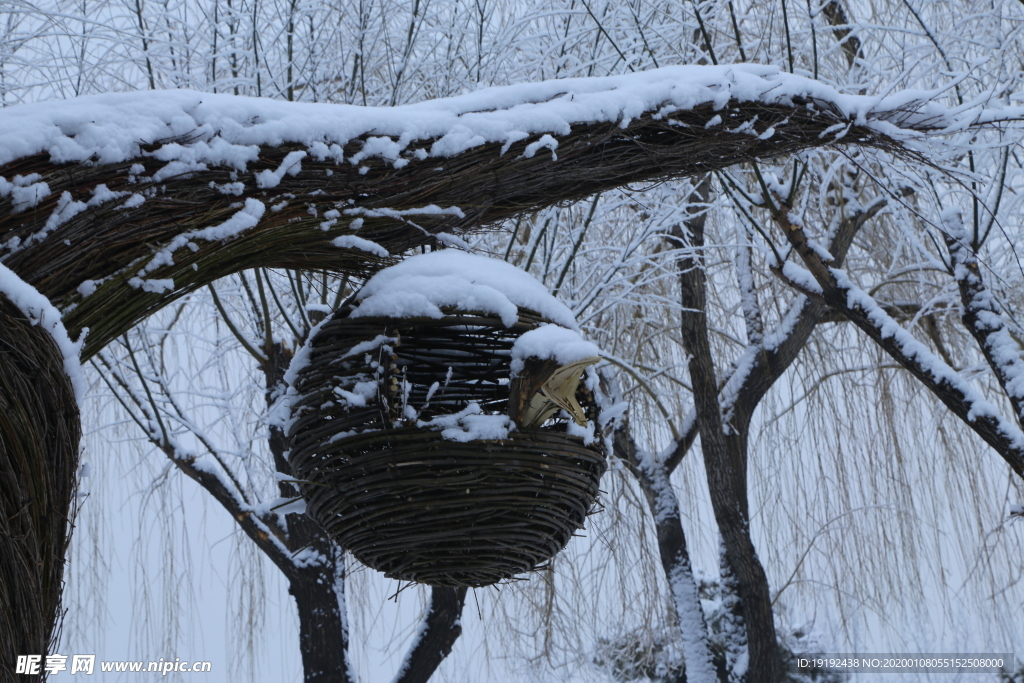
left=942, top=208, right=1024, bottom=429
left=772, top=204, right=1024, bottom=479
left=92, top=350, right=298, bottom=565
left=662, top=186, right=884, bottom=473
left=2, top=64, right=1018, bottom=356
left=610, top=414, right=718, bottom=683
left=734, top=225, right=764, bottom=346
left=93, top=290, right=360, bottom=682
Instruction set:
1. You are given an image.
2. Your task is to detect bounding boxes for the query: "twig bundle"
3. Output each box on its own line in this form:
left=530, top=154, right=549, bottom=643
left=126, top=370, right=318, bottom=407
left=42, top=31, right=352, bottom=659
left=287, top=307, right=605, bottom=587
left=0, top=295, right=81, bottom=676
left=0, top=97, right=914, bottom=358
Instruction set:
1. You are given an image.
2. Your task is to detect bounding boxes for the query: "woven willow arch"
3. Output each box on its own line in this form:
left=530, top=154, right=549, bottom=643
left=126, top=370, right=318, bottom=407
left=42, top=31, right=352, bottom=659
left=0, top=294, right=80, bottom=678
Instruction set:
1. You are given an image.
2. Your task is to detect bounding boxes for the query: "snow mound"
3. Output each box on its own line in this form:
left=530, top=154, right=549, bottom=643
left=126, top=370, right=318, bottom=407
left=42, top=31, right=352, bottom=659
left=416, top=403, right=514, bottom=442
left=510, top=324, right=601, bottom=377
left=349, top=250, right=578, bottom=329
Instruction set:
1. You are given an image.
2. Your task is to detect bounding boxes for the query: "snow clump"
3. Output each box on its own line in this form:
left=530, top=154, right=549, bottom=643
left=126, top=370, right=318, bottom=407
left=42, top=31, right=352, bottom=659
left=349, top=250, right=579, bottom=329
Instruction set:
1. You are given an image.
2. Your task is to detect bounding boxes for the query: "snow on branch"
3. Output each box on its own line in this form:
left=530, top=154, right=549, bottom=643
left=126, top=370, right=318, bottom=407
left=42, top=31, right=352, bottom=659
left=661, top=185, right=882, bottom=472
left=2, top=64, right=1020, bottom=358
left=611, top=417, right=718, bottom=683
left=772, top=206, right=1024, bottom=479
left=0, top=261, right=86, bottom=403
left=0, top=64, right=1015, bottom=170
left=942, top=208, right=1024, bottom=428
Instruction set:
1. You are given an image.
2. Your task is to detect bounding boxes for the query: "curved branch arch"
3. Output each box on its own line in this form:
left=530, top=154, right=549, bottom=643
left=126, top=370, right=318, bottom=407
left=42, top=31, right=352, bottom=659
left=0, top=293, right=80, bottom=681
left=1, top=64, right=985, bottom=358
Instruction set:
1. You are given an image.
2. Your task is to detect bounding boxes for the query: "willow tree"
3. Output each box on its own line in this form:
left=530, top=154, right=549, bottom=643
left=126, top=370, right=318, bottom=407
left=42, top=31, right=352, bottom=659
left=2, top=62, right=1022, bottom=683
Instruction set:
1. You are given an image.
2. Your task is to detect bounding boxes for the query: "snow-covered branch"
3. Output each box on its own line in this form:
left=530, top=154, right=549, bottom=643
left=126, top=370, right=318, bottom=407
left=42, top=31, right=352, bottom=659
left=942, top=208, right=1024, bottom=429
left=662, top=190, right=885, bottom=472
left=3, top=65, right=1020, bottom=357
left=773, top=205, right=1024, bottom=479
left=610, top=414, right=718, bottom=683
left=94, top=357, right=299, bottom=553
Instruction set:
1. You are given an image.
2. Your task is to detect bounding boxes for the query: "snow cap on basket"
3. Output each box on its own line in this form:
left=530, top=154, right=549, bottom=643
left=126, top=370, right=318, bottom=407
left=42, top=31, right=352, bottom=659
left=510, top=324, right=601, bottom=378
left=349, top=249, right=579, bottom=329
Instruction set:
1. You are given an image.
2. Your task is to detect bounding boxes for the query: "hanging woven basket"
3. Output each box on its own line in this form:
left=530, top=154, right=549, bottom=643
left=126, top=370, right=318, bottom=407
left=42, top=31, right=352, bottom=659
left=285, top=252, right=606, bottom=587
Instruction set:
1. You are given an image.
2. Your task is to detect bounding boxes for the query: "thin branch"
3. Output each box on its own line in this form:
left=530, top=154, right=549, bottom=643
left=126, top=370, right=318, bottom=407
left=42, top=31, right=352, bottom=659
left=208, top=282, right=268, bottom=365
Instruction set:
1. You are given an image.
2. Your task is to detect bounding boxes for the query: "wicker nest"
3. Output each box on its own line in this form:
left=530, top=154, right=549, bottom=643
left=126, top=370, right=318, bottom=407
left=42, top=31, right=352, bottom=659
left=287, top=306, right=606, bottom=587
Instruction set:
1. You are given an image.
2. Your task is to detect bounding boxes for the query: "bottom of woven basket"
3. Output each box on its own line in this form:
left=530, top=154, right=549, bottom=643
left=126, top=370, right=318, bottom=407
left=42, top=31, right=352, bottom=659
left=295, top=428, right=606, bottom=587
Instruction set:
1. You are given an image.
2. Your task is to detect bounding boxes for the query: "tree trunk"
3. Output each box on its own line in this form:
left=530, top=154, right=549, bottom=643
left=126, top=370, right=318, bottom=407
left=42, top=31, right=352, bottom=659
left=673, top=179, right=780, bottom=683
left=392, top=586, right=469, bottom=683
left=287, top=540, right=355, bottom=683
left=263, top=342, right=357, bottom=683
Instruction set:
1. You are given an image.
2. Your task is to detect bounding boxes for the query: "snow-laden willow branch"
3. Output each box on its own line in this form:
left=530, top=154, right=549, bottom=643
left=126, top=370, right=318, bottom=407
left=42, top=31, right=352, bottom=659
left=2, top=64, right=1020, bottom=357
left=608, top=405, right=718, bottom=683
left=770, top=203, right=1024, bottom=479
left=660, top=190, right=888, bottom=472
left=942, top=209, right=1024, bottom=430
